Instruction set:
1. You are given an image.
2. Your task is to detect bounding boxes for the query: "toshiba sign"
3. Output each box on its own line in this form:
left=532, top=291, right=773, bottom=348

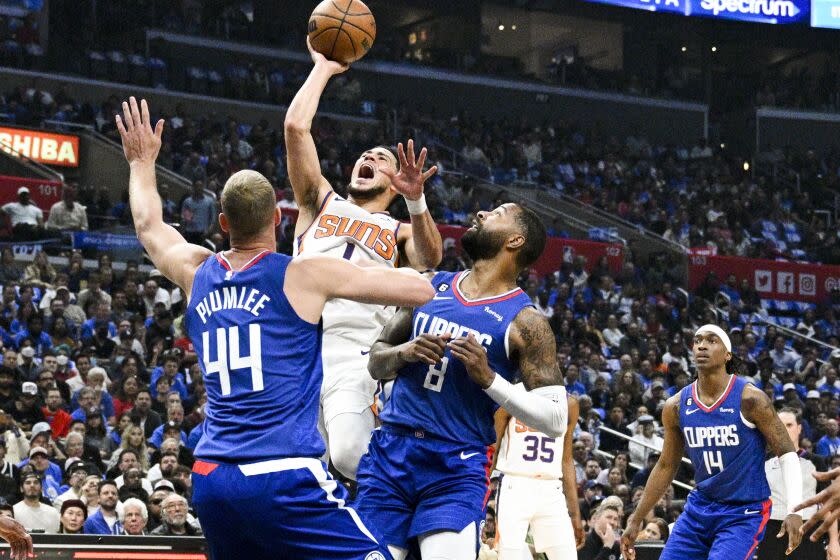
left=0, top=127, right=80, bottom=167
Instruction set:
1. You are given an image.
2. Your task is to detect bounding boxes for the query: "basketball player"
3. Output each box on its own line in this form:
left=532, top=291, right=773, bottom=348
left=116, top=97, right=435, bottom=559
left=794, top=466, right=840, bottom=544
left=285, top=38, right=442, bottom=481
left=357, top=203, right=568, bottom=559
left=621, top=324, right=804, bottom=560
left=492, top=385, right=585, bottom=559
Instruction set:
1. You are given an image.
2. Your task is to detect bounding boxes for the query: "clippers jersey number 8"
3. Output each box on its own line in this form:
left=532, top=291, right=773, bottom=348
left=202, top=324, right=264, bottom=396
left=423, top=358, right=449, bottom=392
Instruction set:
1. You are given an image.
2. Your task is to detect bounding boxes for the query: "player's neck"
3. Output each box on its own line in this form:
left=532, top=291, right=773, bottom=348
left=225, top=236, right=275, bottom=269
left=463, top=260, right=517, bottom=298
left=348, top=194, right=390, bottom=214
left=696, top=368, right=731, bottom=402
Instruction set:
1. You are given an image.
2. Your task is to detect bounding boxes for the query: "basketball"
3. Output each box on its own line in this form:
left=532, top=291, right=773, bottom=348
left=308, top=0, right=376, bottom=64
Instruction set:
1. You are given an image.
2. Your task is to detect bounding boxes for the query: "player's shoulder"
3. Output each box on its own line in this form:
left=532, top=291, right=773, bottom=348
left=662, top=392, right=683, bottom=425
left=739, top=380, right=771, bottom=412
left=509, top=306, right=552, bottom=339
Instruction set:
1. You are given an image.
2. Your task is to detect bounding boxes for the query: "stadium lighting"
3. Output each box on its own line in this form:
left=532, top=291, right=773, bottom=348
left=681, top=46, right=687, bottom=52
left=720, top=143, right=726, bottom=149
left=711, top=46, right=717, bottom=52
left=743, top=161, right=750, bottom=171
left=512, top=25, right=517, bottom=30
left=498, top=24, right=505, bottom=30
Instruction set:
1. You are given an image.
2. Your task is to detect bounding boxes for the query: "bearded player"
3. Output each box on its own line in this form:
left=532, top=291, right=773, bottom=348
left=284, top=39, right=442, bottom=481
left=117, top=97, right=435, bottom=559
left=359, top=204, right=568, bottom=559
left=621, top=325, right=803, bottom=560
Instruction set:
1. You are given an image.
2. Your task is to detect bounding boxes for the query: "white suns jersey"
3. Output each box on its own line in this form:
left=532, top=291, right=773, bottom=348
left=496, top=384, right=568, bottom=479
left=294, top=193, right=401, bottom=357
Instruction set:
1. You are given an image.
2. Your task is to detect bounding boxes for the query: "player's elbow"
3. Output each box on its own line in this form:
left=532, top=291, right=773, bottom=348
left=283, top=118, right=310, bottom=136
left=407, top=281, right=436, bottom=307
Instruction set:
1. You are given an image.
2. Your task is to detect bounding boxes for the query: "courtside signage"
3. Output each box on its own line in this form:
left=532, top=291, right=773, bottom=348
left=0, top=127, right=80, bottom=167
left=583, top=0, right=810, bottom=23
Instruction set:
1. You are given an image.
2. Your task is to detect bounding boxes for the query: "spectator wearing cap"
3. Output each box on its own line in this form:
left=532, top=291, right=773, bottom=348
left=46, top=185, right=88, bottom=232
left=19, top=445, right=61, bottom=501
left=120, top=497, right=148, bottom=535
left=579, top=477, right=605, bottom=523
left=83, top=480, right=122, bottom=535
left=816, top=418, right=840, bottom=456
left=781, top=382, right=805, bottom=409
left=628, top=415, right=664, bottom=465
left=1, top=186, right=44, bottom=240
left=52, top=458, right=91, bottom=510
left=13, top=473, right=59, bottom=532
left=151, top=493, right=202, bottom=536
left=58, top=498, right=87, bottom=534
left=12, top=383, right=45, bottom=431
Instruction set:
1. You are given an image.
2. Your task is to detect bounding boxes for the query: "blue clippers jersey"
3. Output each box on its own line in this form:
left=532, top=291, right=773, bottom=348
left=379, top=271, right=533, bottom=446
left=679, top=375, right=770, bottom=504
left=186, top=252, right=325, bottom=463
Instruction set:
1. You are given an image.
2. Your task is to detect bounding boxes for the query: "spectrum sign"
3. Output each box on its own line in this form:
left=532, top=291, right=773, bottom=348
left=583, top=0, right=810, bottom=24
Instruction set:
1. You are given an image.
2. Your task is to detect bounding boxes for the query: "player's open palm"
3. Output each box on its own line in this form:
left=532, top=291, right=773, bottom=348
left=115, top=97, right=164, bottom=166
left=382, top=139, right=438, bottom=202
left=777, top=513, right=802, bottom=555
left=0, top=515, right=32, bottom=560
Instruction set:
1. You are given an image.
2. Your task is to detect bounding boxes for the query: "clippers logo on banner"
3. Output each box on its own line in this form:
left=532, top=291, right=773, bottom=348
left=690, top=255, right=840, bottom=303
left=0, top=127, right=80, bottom=167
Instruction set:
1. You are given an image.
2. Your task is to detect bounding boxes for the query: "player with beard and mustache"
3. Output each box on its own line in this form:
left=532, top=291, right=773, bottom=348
left=284, top=38, right=443, bottom=483
left=358, top=203, right=570, bottom=559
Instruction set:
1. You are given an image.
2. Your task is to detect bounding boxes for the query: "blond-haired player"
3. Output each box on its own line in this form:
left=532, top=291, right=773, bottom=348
left=493, top=384, right=584, bottom=559
left=285, top=39, right=442, bottom=480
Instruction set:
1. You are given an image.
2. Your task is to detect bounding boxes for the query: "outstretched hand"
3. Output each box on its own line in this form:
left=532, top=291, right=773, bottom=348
left=0, top=515, right=32, bottom=560
left=794, top=468, right=840, bottom=541
left=307, top=37, right=349, bottom=76
left=115, top=97, right=164, bottom=166
left=381, top=139, right=438, bottom=202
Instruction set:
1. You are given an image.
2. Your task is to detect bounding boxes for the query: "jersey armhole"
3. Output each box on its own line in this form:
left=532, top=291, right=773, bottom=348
left=740, top=412, right=757, bottom=429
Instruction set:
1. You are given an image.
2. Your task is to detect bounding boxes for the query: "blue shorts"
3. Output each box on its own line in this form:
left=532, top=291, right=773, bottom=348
left=661, top=492, right=771, bottom=560
left=192, top=457, right=392, bottom=560
left=355, top=427, right=492, bottom=551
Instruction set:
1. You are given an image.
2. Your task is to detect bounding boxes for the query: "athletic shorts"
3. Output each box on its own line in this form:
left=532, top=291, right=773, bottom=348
left=192, top=457, right=392, bottom=560
left=660, top=491, right=771, bottom=560
left=495, top=474, right=575, bottom=555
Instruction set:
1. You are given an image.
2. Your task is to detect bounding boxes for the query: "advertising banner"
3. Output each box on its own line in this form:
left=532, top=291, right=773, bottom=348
left=688, top=254, right=840, bottom=303
left=0, top=127, right=80, bottom=167
left=0, top=175, right=62, bottom=213
left=584, top=0, right=809, bottom=24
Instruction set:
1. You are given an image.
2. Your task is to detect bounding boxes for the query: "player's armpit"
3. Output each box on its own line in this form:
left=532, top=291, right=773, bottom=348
left=139, top=226, right=211, bottom=295
left=741, top=384, right=796, bottom=457
left=509, top=307, right=563, bottom=389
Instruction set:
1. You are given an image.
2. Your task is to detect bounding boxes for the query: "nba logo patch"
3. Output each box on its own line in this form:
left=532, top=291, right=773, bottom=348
left=686, top=397, right=693, bottom=407
left=438, top=283, right=449, bottom=292
left=365, top=553, right=386, bottom=560
left=224, top=270, right=233, bottom=281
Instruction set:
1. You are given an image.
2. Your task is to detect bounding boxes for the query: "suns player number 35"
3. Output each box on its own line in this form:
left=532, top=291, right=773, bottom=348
left=202, top=324, right=264, bottom=396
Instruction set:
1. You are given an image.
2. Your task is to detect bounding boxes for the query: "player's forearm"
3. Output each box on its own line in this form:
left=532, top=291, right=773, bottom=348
left=128, top=161, right=164, bottom=239
left=563, top=457, right=582, bottom=523
left=406, top=211, right=442, bottom=270
left=367, top=342, right=408, bottom=380
left=484, top=377, right=565, bottom=437
left=284, top=65, right=334, bottom=133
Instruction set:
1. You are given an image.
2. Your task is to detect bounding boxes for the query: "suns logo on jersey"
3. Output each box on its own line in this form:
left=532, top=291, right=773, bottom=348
left=514, top=419, right=540, bottom=433
left=313, top=214, right=397, bottom=260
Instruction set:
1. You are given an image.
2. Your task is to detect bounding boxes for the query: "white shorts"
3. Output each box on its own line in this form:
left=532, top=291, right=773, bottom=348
left=496, top=474, right=575, bottom=555
left=320, top=342, right=378, bottom=426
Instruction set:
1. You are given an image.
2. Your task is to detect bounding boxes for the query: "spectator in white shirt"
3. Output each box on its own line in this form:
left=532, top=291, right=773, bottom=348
left=628, top=415, right=664, bottom=465
left=142, top=275, right=171, bottom=317
left=13, top=473, right=60, bottom=533
left=46, top=186, right=88, bottom=231
left=1, top=187, right=43, bottom=240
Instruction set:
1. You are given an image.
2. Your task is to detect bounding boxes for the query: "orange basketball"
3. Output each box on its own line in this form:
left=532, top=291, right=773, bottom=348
left=308, top=0, right=376, bottom=64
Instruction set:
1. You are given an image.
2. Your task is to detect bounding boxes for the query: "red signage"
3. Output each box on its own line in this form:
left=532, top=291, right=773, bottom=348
left=689, top=254, right=840, bottom=303
left=0, top=127, right=80, bottom=167
left=280, top=208, right=624, bottom=276
left=0, top=175, right=63, bottom=214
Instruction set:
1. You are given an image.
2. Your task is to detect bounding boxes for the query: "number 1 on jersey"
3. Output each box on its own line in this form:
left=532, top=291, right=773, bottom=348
left=203, top=324, right=263, bottom=396
left=703, top=450, right=724, bottom=475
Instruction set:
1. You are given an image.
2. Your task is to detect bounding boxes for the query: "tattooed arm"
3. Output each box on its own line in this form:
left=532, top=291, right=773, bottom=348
left=742, top=384, right=803, bottom=555
left=448, top=307, right=566, bottom=436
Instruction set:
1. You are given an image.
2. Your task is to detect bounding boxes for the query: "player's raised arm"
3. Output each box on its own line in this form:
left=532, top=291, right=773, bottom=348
left=284, top=256, right=434, bottom=326
left=795, top=469, right=840, bottom=541
left=116, top=98, right=211, bottom=294
left=386, top=140, right=442, bottom=270
left=742, top=385, right=803, bottom=553
left=283, top=39, right=348, bottom=231
left=562, top=396, right=585, bottom=549
left=448, top=307, right=566, bottom=437
left=621, top=396, right=685, bottom=560
left=367, top=305, right=449, bottom=381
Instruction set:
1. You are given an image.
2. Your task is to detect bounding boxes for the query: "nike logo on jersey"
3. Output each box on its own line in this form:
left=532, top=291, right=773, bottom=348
left=744, top=509, right=760, bottom=515
left=685, top=408, right=700, bottom=415
left=360, top=350, right=370, bottom=356
left=460, top=452, right=480, bottom=460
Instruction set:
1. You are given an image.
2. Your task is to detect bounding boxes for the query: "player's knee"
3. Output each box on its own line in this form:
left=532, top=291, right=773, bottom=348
left=330, top=440, right=364, bottom=479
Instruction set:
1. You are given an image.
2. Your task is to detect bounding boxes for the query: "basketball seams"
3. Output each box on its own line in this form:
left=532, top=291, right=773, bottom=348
left=310, top=12, right=375, bottom=40
left=326, top=0, right=353, bottom=59
left=338, top=27, right=357, bottom=58
left=309, top=26, right=339, bottom=43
